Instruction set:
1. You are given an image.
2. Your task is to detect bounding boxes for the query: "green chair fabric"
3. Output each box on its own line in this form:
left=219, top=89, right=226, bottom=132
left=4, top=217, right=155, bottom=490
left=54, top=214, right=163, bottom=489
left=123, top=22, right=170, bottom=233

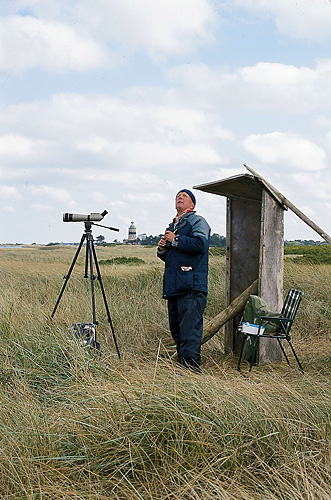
left=242, top=295, right=281, bottom=334
left=237, top=288, right=304, bottom=374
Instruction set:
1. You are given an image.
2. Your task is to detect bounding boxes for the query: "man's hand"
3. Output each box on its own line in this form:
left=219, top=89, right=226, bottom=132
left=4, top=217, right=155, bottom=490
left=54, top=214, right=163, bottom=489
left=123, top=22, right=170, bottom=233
left=158, top=235, right=167, bottom=250
left=158, top=230, right=176, bottom=250
left=164, top=230, right=176, bottom=243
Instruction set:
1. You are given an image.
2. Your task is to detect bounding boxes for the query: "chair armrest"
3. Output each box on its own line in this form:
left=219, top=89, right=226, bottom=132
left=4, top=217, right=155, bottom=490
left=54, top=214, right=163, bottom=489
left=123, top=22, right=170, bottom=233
left=258, top=316, right=293, bottom=335
left=258, top=316, right=293, bottom=323
left=258, top=315, right=280, bottom=322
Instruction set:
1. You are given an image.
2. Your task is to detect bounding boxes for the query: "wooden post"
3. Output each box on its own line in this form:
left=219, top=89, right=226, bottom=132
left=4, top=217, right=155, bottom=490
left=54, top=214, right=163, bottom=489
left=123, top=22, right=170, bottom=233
left=258, top=189, right=284, bottom=364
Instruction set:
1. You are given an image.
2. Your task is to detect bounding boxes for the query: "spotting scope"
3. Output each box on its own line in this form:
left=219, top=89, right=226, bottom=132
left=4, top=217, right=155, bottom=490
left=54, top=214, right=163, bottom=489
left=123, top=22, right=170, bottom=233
left=63, top=210, right=108, bottom=222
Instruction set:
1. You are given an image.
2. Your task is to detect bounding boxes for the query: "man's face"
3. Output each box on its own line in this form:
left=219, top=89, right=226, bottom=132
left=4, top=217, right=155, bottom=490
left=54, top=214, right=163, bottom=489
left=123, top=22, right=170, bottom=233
left=175, top=191, right=194, bottom=214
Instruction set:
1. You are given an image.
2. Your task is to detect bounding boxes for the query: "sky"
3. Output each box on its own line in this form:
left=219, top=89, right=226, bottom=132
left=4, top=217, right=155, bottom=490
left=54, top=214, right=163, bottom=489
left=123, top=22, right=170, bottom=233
left=0, top=0, right=331, bottom=244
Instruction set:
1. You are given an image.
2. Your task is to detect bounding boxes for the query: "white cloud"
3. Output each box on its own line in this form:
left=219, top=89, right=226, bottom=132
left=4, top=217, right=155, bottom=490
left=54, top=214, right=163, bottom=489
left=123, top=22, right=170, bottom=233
left=0, top=185, right=22, bottom=200
left=243, top=132, right=327, bottom=171
left=90, top=191, right=108, bottom=204
left=27, top=185, right=74, bottom=203
left=79, top=0, right=217, bottom=59
left=0, top=15, right=110, bottom=72
left=170, top=59, right=331, bottom=113
left=3, top=205, right=16, bottom=213
left=0, top=134, right=46, bottom=161
left=0, top=92, right=230, bottom=178
left=0, top=166, right=37, bottom=181
left=31, top=203, right=52, bottom=211
left=76, top=140, right=224, bottom=168
left=233, top=0, right=331, bottom=40
left=1, top=92, right=216, bottom=141
left=315, top=116, right=331, bottom=129
left=288, top=171, right=330, bottom=202
left=3, top=0, right=218, bottom=74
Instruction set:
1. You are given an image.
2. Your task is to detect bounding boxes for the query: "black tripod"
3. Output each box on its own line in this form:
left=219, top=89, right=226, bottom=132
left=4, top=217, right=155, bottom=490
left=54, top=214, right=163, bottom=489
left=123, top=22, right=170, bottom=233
left=51, top=220, right=120, bottom=358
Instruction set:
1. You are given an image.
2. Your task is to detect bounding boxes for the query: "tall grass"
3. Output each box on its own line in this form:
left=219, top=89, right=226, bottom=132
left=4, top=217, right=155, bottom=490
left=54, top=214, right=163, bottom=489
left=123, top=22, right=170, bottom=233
left=0, top=245, right=330, bottom=499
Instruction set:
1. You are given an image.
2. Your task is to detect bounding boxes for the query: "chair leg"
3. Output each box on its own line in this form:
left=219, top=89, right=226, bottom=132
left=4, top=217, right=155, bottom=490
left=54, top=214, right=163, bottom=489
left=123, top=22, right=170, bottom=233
left=238, top=335, right=260, bottom=374
left=277, top=338, right=292, bottom=368
left=277, top=339, right=304, bottom=374
left=237, top=336, right=246, bottom=372
left=249, top=335, right=259, bottom=372
left=287, top=340, right=304, bottom=373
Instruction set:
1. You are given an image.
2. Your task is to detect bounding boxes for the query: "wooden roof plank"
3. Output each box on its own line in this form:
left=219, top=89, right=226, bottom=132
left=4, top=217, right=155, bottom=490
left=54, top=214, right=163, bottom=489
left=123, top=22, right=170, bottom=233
left=244, top=164, right=331, bottom=245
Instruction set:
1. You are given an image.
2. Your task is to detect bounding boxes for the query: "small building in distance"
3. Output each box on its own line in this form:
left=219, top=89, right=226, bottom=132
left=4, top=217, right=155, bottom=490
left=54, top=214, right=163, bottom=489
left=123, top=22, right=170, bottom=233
left=128, top=221, right=136, bottom=241
left=123, top=221, right=138, bottom=244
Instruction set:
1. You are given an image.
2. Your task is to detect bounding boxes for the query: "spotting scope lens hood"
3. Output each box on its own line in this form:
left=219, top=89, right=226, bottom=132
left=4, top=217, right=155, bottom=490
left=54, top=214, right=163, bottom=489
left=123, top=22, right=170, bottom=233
left=63, top=210, right=108, bottom=222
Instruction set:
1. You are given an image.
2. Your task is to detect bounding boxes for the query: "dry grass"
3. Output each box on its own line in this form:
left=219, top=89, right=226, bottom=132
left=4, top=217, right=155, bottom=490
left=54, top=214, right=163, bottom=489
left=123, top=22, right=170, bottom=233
left=0, top=245, right=330, bottom=499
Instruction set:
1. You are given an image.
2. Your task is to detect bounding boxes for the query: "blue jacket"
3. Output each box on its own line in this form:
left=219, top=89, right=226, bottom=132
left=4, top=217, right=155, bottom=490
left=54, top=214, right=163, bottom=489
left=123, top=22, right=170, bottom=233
left=157, top=211, right=210, bottom=298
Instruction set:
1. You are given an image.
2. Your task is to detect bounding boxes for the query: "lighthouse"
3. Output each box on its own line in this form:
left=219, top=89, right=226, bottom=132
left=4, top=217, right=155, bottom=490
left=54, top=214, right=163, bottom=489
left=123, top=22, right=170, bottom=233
left=128, top=221, right=137, bottom=242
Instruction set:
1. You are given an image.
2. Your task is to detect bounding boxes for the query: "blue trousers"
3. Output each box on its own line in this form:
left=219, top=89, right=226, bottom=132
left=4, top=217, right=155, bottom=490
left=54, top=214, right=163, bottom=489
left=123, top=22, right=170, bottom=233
left=167, top=291, right=207, bottom=369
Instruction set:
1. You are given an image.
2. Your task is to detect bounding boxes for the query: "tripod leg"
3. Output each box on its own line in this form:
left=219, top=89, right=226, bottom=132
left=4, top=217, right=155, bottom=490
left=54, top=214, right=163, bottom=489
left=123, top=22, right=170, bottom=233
left=86, top=234, right=97, bottom=326
left=92, top=241, right=121, bottom=358
left=85, top=233, right=89, bottom=279
left=51, top=234, right=86, bottom=318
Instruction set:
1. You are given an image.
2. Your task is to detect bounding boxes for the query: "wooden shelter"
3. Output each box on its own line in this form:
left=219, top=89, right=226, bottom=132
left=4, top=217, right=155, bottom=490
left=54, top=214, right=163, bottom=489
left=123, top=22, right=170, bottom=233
left=195, top=173, right=287, bottom=364
left=195, top=165, right=330, bottom=365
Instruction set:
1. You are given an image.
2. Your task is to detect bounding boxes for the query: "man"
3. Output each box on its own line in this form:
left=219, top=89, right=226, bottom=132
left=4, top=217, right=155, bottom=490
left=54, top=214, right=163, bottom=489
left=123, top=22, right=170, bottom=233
left=157, top=189, right=210, bottom=371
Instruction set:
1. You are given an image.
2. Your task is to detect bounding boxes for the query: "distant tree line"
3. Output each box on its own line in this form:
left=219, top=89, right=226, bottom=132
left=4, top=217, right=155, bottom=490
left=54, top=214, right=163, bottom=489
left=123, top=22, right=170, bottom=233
left=86, top=235, right=328, bottom=248
left=138, top=234, right=163, bottom=246
left=137, top=233, right=226, bottom=247
left=209, top=234, right=226, bottom=247
left=137, top=236, right=326, bottom=248
left=284, top=239, right=327, bottom=246
left=44, top=237, right=326, bottom=248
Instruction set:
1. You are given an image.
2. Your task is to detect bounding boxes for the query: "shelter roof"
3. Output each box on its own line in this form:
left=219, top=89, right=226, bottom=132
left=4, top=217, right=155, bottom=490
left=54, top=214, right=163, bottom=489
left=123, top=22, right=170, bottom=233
left=194, top=174, right=287, bottom=208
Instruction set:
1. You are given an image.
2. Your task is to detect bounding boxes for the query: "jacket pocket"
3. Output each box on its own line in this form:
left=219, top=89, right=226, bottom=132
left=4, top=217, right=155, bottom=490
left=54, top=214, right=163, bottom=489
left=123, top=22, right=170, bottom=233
left=175, top=266, right=194, bottom=292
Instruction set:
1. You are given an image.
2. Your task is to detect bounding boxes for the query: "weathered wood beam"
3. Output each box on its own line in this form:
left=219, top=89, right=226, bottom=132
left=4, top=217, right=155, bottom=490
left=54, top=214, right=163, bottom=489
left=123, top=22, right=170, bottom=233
left=201, top=278, right=258, bottom=345
left=244, top=163, right=331, bottom=245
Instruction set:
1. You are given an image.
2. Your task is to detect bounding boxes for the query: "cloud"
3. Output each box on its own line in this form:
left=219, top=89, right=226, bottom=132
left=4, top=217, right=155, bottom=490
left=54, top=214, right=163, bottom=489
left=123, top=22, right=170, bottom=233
left=233, top=0, right=331, bottom=40
left=288, top=171, right=330, bottom=202
left=0, top=185, right=22, bottom=200
left=3, top=0, right=218, bottom=74
left=78, top=0, right=218, bottom=59
left=76, top=140, right=224, bottom=168
left=0, top=91, right=230, bottom=179
left=0, top=15, right=110, bottom=72
left=243, top=132, right=327, bottom=171
left=3, top=205, right=16, bottom=213
left=27, top=185, right=74, bottom=203
left=0, top=134, right=46, bottom=161
left=169, top=59, right=331, bottom=114
left=31, top=203, right=52, bottom=211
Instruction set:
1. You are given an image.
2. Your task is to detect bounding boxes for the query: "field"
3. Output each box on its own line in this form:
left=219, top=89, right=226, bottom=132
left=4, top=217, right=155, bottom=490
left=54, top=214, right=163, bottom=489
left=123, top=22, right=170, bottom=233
left=0, top=244, right=330, bottom=499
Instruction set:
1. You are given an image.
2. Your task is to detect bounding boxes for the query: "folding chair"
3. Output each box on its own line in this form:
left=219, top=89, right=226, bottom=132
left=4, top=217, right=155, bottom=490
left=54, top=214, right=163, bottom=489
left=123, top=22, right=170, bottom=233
left=237, top=288, right=304, bottom=374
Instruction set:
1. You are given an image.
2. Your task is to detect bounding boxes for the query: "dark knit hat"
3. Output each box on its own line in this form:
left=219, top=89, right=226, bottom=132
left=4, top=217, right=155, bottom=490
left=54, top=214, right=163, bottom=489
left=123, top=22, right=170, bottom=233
left=176, top=189, right=196, bottom=207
